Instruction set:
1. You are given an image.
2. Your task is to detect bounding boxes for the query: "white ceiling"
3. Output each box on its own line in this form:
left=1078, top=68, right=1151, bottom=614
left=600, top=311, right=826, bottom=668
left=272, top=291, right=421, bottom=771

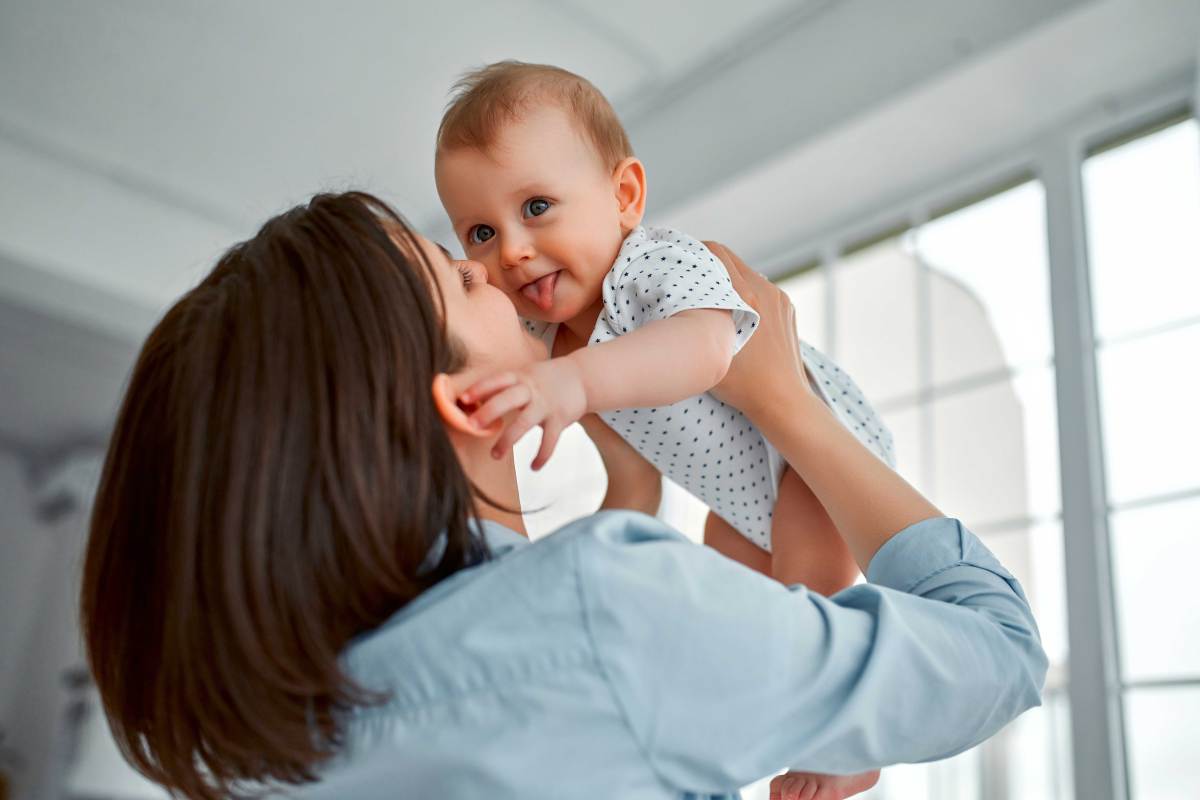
left=0, top=0, right=812, bottom=226
left=664, top=0, right=1200, bottom=270
left=0, top=0, right=809, bottom=310
left=1, top=0, right=1196, bottom=452
left=0, top=0, right=1090, bottom=315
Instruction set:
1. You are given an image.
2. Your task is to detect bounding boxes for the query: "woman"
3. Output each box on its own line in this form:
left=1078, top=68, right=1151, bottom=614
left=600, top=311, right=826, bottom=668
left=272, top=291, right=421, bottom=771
left=81, top=192, right=1046, bottom=800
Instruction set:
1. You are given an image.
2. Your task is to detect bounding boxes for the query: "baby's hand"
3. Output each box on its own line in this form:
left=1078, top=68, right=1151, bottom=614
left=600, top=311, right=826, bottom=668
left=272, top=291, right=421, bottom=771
left=768, top=768, right=880, bottom=800
left=462, top=357, right=588, bottom=470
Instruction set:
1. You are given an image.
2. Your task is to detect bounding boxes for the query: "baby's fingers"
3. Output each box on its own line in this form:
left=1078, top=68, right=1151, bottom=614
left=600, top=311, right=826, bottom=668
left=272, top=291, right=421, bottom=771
left=461, top=372, right=519, bottom=406
left=470, top=384, right=531, bottom=431
left=530, top=422, right=564, bottom=471
left=491, top=406, right=543, bottom=458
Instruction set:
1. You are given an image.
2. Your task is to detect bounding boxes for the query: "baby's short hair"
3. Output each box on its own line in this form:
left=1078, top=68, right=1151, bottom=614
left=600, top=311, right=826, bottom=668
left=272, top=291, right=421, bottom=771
left=436, top=60, right=633, bottom=170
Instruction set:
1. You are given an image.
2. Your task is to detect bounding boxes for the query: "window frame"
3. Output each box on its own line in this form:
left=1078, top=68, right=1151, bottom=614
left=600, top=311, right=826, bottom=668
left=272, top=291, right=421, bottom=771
left=762, top=75, right=1196, bottom=800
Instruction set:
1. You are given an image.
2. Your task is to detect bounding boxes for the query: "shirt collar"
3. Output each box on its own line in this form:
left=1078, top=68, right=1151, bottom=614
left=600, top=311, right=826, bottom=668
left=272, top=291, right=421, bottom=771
left=417, top=517, right=529, bottom=577
left=476, top=517, right=531, bottom=557
left=352, top=519, right=531, bottom=649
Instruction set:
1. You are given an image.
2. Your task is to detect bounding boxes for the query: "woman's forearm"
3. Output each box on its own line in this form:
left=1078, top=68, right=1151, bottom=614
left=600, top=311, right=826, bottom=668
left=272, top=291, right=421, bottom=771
left=748, top=384, right=941, bottom=572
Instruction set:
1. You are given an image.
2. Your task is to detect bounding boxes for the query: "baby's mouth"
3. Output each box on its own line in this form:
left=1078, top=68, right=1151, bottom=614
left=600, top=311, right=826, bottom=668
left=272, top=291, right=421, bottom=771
left=520, top=271, right=560, bottom=312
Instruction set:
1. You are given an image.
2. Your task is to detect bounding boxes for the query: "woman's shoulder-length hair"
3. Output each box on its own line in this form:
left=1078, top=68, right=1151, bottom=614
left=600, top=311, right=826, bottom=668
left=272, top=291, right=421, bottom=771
left=80, top=191, right=488, bottom=799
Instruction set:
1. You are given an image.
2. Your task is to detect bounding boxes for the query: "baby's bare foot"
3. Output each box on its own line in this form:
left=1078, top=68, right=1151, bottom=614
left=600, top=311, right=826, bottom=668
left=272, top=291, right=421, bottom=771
left=768, top=768, right=881, bottom=800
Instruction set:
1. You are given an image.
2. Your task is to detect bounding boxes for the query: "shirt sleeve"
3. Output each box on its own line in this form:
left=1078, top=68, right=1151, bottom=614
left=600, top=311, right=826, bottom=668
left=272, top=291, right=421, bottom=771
left=597, top=228, right=759, bottom=353
left=573, top=511, right=1047, bottom=793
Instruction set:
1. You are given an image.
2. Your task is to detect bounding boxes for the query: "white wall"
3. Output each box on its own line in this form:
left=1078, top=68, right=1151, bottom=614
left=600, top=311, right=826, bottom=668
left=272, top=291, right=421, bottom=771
left=0, top=449, right=93, bottom=800
left=0, top=451, right=43, bottom=723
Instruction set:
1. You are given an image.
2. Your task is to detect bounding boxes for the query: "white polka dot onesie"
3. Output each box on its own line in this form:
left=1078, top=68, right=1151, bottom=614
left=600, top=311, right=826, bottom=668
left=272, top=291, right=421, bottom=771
left=524, top=226, right=895, bottom=552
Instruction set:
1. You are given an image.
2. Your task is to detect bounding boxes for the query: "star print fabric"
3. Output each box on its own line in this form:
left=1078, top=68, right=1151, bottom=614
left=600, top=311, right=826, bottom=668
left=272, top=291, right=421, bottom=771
left=523, top=226, right=894, bottom=551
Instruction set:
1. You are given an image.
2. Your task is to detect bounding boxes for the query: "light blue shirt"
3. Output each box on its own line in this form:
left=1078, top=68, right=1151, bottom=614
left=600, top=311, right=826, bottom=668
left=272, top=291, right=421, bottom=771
left=295, top=511, right=1046, bottom=799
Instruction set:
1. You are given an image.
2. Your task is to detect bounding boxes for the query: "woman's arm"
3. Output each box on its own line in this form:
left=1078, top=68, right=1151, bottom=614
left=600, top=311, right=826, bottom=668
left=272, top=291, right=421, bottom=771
left=563, top=245, right=1045, bottom=790
left=575, top=510, right=1046, bottom=790
left=705, top=242, right=940, bottom=570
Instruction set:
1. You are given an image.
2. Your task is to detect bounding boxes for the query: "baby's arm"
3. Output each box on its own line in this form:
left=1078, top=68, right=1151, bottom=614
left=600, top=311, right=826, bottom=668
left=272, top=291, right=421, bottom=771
left=463, top=309, right=738, bottom=468
left=569, top=308, right=736, bottom=411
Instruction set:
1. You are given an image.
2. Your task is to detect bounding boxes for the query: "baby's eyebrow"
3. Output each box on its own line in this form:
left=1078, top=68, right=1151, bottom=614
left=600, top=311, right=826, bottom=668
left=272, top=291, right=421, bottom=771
left=509, top=183, right=548, bottom=198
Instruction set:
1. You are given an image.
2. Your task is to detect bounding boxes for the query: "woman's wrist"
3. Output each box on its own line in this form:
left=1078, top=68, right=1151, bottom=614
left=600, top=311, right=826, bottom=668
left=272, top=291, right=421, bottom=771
left=746, top=381, right=940, bottom=571
left=737, top=370, right=821, bottom=431
left=750, top=393, right=830, bottom=469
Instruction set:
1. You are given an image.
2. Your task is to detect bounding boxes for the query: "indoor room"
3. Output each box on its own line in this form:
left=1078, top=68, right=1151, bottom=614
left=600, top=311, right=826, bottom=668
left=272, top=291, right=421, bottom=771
left=1, top=2, right=1197, bottom=798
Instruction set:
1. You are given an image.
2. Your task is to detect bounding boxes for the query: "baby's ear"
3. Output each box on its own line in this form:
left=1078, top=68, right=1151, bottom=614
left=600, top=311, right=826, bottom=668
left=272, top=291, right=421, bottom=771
left=612, top=157, right=647, bottom=231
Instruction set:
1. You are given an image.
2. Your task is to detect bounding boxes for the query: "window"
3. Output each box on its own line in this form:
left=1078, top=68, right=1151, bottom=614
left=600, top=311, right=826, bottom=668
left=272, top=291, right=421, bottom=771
left=1082, top=116, right=1200, bottom=800
left=516, top=103, right=1199, bottom=800
left=769, top=180, right=1073, bottom=800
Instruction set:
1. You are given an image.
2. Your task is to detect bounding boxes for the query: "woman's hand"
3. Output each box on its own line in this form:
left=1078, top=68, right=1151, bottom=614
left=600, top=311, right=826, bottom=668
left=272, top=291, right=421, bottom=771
left=703, top=241, right=813, bottom=417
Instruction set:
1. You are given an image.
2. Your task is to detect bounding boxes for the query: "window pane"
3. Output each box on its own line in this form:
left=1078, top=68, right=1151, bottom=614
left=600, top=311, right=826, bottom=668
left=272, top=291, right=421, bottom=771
left=1111, top=495, right=1200, bottom=682
left=833, top=237, right=921, bottom=404
left=1096, top=324, right=1200, bottom=505
left=999, top=690, right=1074, bottom=800
left=1124, top=686, right=1200, bottom=800
left=888, top=747, right=982, bottom=800
left=1083, top=119, right=1200, bottom=343
left=778, top=266, right=828, bottom=353
left=658, top=476, right=707, bottom=544
left=856, top=698, right=1071, bottom=800
left=916, top=181, right=1053, bottom=385
left=931, top=367, right=1061, bottom=527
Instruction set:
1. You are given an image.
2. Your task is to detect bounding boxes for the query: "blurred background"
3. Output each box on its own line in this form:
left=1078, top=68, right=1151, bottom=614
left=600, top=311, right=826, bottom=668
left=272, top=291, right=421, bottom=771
left=0, top=1, right=1197, bottom=798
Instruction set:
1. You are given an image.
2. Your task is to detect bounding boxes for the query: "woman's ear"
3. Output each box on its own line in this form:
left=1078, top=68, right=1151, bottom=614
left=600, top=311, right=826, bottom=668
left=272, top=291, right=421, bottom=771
left=612, top=157, right=647, bottom=231
left=431, top=373, right=494, bottom=438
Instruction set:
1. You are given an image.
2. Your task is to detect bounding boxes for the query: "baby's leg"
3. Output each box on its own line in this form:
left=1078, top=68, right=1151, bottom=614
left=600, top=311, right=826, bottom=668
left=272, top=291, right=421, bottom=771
left=703, top=512, right=771, bottom=578
left=770, top=466, right=858, bottom=594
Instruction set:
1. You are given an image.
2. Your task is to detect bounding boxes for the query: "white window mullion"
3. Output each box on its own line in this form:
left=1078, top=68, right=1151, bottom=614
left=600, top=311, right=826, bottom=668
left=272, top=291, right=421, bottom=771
left=1039, top=133, right=1128, bottom=800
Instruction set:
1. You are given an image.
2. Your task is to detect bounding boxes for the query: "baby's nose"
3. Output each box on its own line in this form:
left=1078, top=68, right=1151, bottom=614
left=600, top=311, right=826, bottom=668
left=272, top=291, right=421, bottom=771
left=500, top=236, right=536, bottom=268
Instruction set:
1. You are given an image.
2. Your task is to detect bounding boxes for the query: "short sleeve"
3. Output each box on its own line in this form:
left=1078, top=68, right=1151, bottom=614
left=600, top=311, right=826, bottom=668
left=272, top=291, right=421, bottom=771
left=572, top=511, right=1046, bottom=793
left=595, top=227, right=759, bottom=353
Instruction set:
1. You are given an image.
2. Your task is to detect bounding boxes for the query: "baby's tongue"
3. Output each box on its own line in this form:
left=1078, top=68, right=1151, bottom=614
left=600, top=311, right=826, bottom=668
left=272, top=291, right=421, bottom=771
left=521, top=271, right=558, bottom=312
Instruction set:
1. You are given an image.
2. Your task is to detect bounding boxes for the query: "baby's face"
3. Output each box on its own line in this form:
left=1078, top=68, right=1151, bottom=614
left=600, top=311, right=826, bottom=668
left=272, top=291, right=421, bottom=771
left=436, top=105, right=629, bottom=326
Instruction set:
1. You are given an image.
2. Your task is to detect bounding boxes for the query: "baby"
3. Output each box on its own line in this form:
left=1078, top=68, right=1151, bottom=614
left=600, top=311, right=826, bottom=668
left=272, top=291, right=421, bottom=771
left=435, top=61, right=895, bottom=595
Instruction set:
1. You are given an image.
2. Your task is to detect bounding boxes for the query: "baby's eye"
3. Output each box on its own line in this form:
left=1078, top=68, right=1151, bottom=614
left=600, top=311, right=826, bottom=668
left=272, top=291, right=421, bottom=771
left=522, top=198, right=552, bottom=218
left=468, top=224, right=496, bottom=245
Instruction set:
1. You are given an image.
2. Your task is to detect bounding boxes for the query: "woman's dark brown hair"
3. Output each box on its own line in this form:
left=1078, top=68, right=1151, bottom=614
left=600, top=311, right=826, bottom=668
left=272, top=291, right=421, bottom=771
left=80, top=192, right=487, bottom=798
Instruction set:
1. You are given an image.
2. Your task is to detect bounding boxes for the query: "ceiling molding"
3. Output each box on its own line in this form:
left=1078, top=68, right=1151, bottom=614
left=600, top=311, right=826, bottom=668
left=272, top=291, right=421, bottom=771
left=627, top=0, right=1092, bottom=216
left=616, top=0, right=839, bottom=122
left=0, top=249, right=155, bottom=346
left=0, top=113, right=250, bottom=234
